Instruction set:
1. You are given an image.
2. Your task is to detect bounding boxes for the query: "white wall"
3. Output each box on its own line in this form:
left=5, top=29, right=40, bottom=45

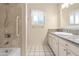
left=27, top=3, right=59, bottom=46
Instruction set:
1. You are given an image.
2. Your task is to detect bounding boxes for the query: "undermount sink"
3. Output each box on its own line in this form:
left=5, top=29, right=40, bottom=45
left=54, top=32, right=73, bottom=35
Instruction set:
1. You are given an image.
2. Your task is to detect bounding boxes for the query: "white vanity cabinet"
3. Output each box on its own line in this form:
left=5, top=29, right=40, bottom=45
left=59, top=39, right=77, bottom=56
left=48, top=34, right=59, bottom=56
left=59, top=39, right=67, bottom=56
left=48, top=33, right=79, bottom=56
left=67, top=49, right=76, bottom=56
left=48, top=35, right=52, bottom=49
left=59, top=39, right=79, bottom=56
left=59, top=45, right=67, bottom=56
left=52, top=35, right=59, bottom=56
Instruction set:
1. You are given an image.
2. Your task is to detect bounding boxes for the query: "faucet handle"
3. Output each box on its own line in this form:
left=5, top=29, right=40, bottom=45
left=5, top=33, right=11, bottom=38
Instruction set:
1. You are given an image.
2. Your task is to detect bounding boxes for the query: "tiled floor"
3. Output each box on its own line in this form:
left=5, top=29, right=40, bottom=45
left=27, top=44, right=54, bottom=56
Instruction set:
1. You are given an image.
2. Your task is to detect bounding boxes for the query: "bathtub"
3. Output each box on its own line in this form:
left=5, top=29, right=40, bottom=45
left=0, top=48, right=20, bottom=56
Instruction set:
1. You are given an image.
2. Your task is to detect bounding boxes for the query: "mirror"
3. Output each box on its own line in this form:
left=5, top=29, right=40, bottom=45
left=60, top=3, right=79, bottom=28
left=69, top=12, right=79, bottom=25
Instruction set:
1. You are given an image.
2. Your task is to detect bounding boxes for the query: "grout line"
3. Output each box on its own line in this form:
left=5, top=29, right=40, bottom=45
left=28, top=44, right=54, bottom=56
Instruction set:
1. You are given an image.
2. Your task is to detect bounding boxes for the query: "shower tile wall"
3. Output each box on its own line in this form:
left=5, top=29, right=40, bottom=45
left=0, top=4, right=22, bottom=48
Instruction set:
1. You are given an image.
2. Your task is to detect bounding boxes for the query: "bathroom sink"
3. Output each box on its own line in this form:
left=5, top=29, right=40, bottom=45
left=54, top=32, right=73, bottom=36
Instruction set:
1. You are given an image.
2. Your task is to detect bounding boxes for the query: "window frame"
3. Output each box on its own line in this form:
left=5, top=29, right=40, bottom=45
left=31, top=9, right=45, bottom=26
left=69, top=13, right=75, bottom=25
left=69, top=12, right=79, bottom=25
left=74, top=12, right=79, bottom=24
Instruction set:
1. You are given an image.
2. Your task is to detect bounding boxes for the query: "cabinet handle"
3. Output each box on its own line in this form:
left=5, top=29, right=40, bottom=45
left=65, top=44, right=68, bottom=46
left=64, top=49, right=66, bottom=51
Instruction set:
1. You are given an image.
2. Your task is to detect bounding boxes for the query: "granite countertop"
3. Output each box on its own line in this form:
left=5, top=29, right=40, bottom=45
left=50, top=32, right=79, bottom=45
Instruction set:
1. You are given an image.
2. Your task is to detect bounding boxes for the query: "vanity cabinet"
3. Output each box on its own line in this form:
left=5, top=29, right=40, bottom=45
left=59, top=39, right=77, bottom=56
left=48, top=33, right=79, bottom=56
left=59, top=44, right=67, bottom=56
left=52, top=35, right=59, bottom=56
left=48, top=34, right=59, bottom=56
left=48, top=35, right=52, bottom=49
left=67, top=49, right=76, bottom=56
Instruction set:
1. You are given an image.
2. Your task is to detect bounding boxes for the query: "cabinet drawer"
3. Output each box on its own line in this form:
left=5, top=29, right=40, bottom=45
left=59, top=38, right=67, bottom=47
left=59, top=38, right=79, bottom=55
left=67, top=49, right=77, bottom=56
left=66, top=42, right=79, bottom=56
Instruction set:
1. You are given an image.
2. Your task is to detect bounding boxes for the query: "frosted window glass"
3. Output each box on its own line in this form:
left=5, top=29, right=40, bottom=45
left=69, top=15, right=75, bottom=24
left=31, top=10, right=44, bottom=25
left=75, top=13, right=79, bottom=24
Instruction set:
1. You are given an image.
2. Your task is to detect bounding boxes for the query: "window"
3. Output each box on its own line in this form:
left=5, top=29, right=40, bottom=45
left=69, top=12, right=79, bottom=25
left=75, top=12, right=79, bottom=24
left=31, top=10, right=44, bottom=26
left=69, top=14, right=75, bottom=24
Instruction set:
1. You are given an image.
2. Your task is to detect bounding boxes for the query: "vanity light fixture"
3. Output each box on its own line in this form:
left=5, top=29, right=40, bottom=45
left=61, top=3, right=74, bottom=9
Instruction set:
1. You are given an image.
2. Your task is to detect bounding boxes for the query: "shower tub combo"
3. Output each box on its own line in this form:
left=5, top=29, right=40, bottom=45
left=0, top=48, right=20, bottom=56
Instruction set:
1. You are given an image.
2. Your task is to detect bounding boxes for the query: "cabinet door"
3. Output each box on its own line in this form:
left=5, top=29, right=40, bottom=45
left=59, top=45, right=67, bottom=56
left=48, top=34, right=59, bottom=56
left=48, top=34, right=54, bottom=50
left=65, top=40, right=79, bottom=56
left=67, top=49, right=77, bottom=56
left=48, top=36, right=52, bottom=47
left=52, top=36, right=59, bottom=56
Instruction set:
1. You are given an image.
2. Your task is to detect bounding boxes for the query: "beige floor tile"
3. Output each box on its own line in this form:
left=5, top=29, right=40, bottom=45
left=28, top=51, right=35, bottom=56
left=39, top=52, right=45, bottom=56
left=35, top=52, right=39, bottom=56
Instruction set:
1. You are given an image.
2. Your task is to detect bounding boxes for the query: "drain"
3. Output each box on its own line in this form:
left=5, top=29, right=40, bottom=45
left=5, top=50, right=9, bottom=53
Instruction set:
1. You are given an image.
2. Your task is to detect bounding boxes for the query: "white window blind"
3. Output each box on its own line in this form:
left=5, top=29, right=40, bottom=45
left=31, top=10, right=44, bottom=25
left=69, top=12, right=79, bottom=25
